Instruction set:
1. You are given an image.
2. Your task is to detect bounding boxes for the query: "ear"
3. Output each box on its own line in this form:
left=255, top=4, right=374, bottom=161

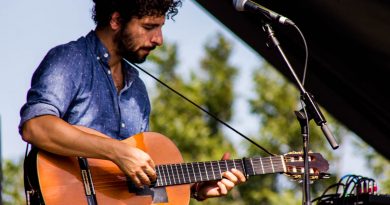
left=110, top=12, right=121, bottom=31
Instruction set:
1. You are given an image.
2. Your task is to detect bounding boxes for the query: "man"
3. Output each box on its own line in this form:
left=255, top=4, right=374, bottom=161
left=20, top=0, right=246, bottom=202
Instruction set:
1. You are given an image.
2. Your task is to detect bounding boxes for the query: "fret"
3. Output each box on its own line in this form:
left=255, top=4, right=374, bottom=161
left=265, top=157, right=272, bottom=173
left=179, top=164, right=186, bottom=184
left=161, top=165, right=167, bottom=185
left=169, top=165, right=176, bottom=185
left=158, top=165, right=163, bottom=186
left=270, top=156, right=275, bottom=173
left=225, top=160, right=228, bottom=172
left=233, top=160, right=237, bottom=170
left=259, top=157, right=265, bottom=174
left=165, top=165, right=172, bottom=185
left=210, top=161, right=216, bottom=180
left=196, top=162, right=202, bottom=181
left=155, top=166, right=161, bottom=186
left=217, top=160, right=222, bottom=176
left=161, top=165, right=167, bottom=186
left=238, top=159, right=246, bottom=176
left=185, top=163, right=191, bottom=183
left=250, top=158, right=255, bottom=175
left=204, top=162, right=209, bottom=181
left=174, top=164, right=180, bottom=184
left=238, top=159, right=244, bottom=173
left=280, top=155, right=287, bottom=173
left=191, top=163, right=197, bottom=182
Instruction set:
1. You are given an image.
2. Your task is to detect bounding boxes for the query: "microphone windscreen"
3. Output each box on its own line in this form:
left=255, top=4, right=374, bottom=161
left=232, top=0, right=246, bottom=11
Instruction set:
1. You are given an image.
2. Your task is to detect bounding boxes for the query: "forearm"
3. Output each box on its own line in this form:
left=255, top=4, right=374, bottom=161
left=21, top=115, right=119, bottom=161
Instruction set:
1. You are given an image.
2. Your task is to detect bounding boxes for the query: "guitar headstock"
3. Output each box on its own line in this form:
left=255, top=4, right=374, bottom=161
left=283, top=152, right=330, bottom=181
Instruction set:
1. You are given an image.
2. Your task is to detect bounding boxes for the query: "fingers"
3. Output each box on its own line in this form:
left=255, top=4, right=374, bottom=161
left=231, top=168, right=247, bottom=183
left=221, top=152, right=230, bottom=160
left=137, top=162, right=157, bottom=186
left=128, top=166, right=156, bottom=188
left=216, top=181, right=229, bottom=196
left=218, top=168, right=247, bottom=192
left=136, top=171, right=152, bottom=186
left=144, top=165, right=157, bottom=182
left=219, top=171, right=238, bottom=192
left=116, top=147, right=157, bottom=188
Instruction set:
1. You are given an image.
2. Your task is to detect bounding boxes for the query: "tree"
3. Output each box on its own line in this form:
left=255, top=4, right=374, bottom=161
left=238, top=62, right=350, bottom=204
left=2, top=158, right=25, bottom=205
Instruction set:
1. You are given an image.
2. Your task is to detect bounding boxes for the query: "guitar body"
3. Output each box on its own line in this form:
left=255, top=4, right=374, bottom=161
left=26, top=127, right=190, bottom=205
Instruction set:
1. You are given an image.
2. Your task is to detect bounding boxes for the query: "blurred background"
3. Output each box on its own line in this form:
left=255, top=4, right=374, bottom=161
left=1, top=1, right=389, bottom=204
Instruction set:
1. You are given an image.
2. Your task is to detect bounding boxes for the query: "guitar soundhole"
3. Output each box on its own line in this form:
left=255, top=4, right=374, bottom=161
left=126, top=177, right=168, bottom=203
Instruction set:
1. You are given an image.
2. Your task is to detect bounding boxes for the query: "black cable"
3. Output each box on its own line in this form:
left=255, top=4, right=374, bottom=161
left=291, top=24, right=309, bottom=87
left=124, top=58, right=276, bottom=156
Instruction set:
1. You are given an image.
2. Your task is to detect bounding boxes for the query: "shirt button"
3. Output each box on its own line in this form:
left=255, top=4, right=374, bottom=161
left=121, top=123, right=125, bottom=128
left=96, top=56, right=100, bottom=60
left=107, top=70, right=111, bottom=75
left=103, top=53, right=109, bottom=58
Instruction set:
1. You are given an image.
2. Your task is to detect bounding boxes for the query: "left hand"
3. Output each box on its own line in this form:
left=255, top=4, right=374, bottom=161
left=192, top=152, right=247, bottom=201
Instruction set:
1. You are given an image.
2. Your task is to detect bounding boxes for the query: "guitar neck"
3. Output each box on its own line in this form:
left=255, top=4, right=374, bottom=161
left=154, top=155, right=286, bottom=187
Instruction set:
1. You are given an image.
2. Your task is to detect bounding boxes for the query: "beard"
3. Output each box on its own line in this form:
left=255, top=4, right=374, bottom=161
left=115, top=28, right=156, bottom=64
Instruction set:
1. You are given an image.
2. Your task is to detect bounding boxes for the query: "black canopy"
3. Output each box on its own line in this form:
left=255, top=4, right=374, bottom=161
left=195, top=0, right=390, bottom=158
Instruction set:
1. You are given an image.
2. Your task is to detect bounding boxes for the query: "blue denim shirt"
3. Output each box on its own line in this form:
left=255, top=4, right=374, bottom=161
left=19, top=31, right=151, bottom=140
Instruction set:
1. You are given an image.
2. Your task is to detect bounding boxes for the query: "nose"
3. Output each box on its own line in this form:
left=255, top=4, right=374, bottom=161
left=151, top=29, right=163, bottom=46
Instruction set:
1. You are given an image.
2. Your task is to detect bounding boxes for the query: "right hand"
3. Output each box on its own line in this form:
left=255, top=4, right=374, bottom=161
left=112, top=143, right=156, bottom=188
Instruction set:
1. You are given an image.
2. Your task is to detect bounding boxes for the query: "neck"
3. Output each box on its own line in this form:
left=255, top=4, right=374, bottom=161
left=153, top=156, right=286, bottom=187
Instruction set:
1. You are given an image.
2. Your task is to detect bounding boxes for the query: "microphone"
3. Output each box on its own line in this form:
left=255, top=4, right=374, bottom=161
left=232, top=0, right=295, bottom=26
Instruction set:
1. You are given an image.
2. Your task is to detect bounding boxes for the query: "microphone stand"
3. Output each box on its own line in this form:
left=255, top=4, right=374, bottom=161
left=262, top=23, right=339, bottom=205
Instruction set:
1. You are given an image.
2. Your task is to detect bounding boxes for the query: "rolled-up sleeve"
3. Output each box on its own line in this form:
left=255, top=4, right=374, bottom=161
left=19, top=45, right=80, bottom=132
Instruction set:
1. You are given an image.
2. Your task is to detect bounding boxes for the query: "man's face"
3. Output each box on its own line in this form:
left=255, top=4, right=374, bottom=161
left=115, top=15, right=165, bottom=63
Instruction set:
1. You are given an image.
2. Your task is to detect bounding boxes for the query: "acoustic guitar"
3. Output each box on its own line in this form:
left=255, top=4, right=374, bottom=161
left=24, top=126, right=329, bottom=205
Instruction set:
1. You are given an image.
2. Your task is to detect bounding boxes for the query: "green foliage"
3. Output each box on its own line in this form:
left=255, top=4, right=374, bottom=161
left=200, top=33, right=237, bottom=133
left=2, top=158, right=25, bottom=205
left=148, top=34, right=237, bottom=163
left=239, top=62, right=344, bottom=203
left=148, top=34, right=241, bottom=204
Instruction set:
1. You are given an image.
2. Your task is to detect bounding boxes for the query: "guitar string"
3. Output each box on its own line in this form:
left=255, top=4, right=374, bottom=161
left=91, top=155, right=315, bottom=186
left=89, top=157, right=312, bottom=188
left=88, top=162, right=287, bottom=187
left=90, top=161, right=300, bottom=188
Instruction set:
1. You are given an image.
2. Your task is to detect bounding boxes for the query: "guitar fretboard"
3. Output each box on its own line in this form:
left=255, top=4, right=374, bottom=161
left=154, top=156, right=286, bottom=187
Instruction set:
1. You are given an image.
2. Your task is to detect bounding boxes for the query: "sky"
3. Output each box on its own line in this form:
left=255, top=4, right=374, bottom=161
left=0, top=0, right=374, bottom=184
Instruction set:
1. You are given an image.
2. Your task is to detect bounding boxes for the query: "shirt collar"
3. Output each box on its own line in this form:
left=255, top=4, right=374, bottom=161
left=86, top=30, right=111, bottom=65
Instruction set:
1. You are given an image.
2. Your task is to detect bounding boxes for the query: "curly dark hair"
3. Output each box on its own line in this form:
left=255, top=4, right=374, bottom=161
left=92, top=0, right=182, bottom=28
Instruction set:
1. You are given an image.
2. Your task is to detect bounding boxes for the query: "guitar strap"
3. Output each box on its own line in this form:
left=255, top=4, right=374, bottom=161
left=24, top=145, right=44, bottom=205
left=77, top=157, right=98, bottom=205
